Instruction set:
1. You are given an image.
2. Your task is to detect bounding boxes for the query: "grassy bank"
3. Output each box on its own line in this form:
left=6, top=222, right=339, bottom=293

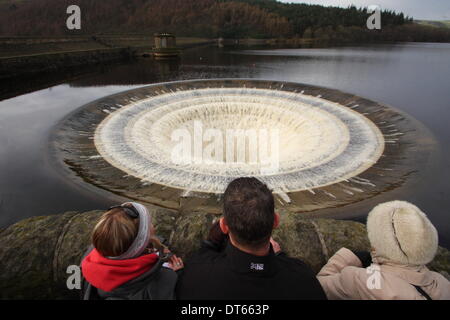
left=0, top=35, right=212, bottom=58
left=0, top=35, right=213, bottom=79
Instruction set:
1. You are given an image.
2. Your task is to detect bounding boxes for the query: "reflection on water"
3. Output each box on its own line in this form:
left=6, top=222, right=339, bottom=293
left=0, top=43, right=449, bottom=247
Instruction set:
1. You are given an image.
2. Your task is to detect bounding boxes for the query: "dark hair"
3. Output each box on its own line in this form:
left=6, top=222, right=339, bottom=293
left=223, top=177, right=275, bottom=248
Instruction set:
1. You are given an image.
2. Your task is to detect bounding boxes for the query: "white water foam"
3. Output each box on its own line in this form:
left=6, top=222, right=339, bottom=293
left=94, top=88, right=385, bottom=194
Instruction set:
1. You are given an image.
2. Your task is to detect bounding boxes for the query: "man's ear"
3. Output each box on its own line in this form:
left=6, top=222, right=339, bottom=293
left=219, top=217, right=229, bottom=234
left=273, top=212, right=280, bottom=229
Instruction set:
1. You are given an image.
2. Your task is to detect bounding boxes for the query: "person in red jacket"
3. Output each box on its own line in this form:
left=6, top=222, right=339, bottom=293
left=81, top=202, right=183, bottom=300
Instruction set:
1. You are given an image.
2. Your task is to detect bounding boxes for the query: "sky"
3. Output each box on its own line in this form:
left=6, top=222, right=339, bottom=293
left=279, top=0, right=450, bottom=21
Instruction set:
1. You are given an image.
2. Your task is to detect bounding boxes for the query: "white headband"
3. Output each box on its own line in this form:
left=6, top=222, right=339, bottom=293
left=107, top=202, right=152, bottom=260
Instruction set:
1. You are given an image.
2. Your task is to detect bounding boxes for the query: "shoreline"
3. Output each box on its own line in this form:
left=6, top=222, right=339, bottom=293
left=2, top=36, right=449, bottom=81
left=0, top=36, right=214, bottom=80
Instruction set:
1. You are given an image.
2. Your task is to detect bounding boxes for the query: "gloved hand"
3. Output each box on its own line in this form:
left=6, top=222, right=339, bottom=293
left=352, top=250, right=372, bottom=268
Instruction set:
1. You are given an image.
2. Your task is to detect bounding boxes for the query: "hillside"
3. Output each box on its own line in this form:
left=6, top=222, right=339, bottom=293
left=0, top=0, right=291, bottom=38
left=416, top=20, right=450, bottom=29
left=0, top=0, right=406, bottom=37
left=0, top=0, right=449, bottom=42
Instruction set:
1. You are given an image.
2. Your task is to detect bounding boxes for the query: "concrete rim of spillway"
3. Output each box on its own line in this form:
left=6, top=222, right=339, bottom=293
left=51, top=79, right=438, bottom=215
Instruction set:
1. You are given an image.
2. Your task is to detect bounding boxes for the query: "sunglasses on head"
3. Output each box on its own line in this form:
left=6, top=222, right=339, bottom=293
left=108, top=204, right=139, bottom=218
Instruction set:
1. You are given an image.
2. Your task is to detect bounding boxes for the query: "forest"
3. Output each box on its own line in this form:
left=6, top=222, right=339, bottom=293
left=0, top=0, right=449, bottom=43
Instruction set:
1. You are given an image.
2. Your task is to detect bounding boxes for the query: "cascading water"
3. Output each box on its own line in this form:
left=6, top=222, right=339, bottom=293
left=53, top=79, right=432, bottom=214
left=94, top=88, right=384, bottom=196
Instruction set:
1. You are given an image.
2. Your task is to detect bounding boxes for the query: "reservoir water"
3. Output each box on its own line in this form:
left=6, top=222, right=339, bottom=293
left=0, top=42, right=449, bottom=247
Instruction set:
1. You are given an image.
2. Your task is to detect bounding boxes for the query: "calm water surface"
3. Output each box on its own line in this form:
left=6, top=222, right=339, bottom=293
left=0, top=43, right=449, bottom=246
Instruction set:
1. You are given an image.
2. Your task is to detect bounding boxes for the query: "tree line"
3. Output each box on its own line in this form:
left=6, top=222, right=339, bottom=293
left=220, top=0, right=411, bottom=36
left=0, top=0, right=448, bottom=42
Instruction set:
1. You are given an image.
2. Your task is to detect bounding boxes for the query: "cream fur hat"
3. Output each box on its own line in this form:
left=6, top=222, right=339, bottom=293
left=367, top=200, right=438, bottom=266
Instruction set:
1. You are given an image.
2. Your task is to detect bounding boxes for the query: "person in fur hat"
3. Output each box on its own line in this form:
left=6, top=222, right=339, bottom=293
left=317, top=200, right=450, bottom=300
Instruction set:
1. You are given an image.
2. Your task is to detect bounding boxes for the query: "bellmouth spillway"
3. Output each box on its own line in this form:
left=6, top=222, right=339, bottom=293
left=53, top=79, right=434, bottom=214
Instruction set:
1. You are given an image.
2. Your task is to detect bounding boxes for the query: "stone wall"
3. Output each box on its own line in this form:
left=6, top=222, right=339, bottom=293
left=0, top=48, right=135, bottom=80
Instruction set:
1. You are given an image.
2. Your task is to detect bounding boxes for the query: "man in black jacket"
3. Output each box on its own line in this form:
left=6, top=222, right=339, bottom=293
left=176, top=177, right=327, bottom=300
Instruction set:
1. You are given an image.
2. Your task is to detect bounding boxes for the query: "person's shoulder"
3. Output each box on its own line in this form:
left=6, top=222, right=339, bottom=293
left=276, top=253, right=314, bottom=272
left=275, top=254, right=320, bottom=281
left=176, top=247, right=230, bottom=300
left=340, top=264, right=369, bottom=282
left=138, top=266, right=178, bottom=300
left=275, top=253, right=328, bottom=299
left=428, top=270, right=450, bottom=288
left=185, top=241, right=227, bottom=264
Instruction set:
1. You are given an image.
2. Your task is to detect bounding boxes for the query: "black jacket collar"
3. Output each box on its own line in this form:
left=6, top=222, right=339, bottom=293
left=225, top=241, right=278, bottom=277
